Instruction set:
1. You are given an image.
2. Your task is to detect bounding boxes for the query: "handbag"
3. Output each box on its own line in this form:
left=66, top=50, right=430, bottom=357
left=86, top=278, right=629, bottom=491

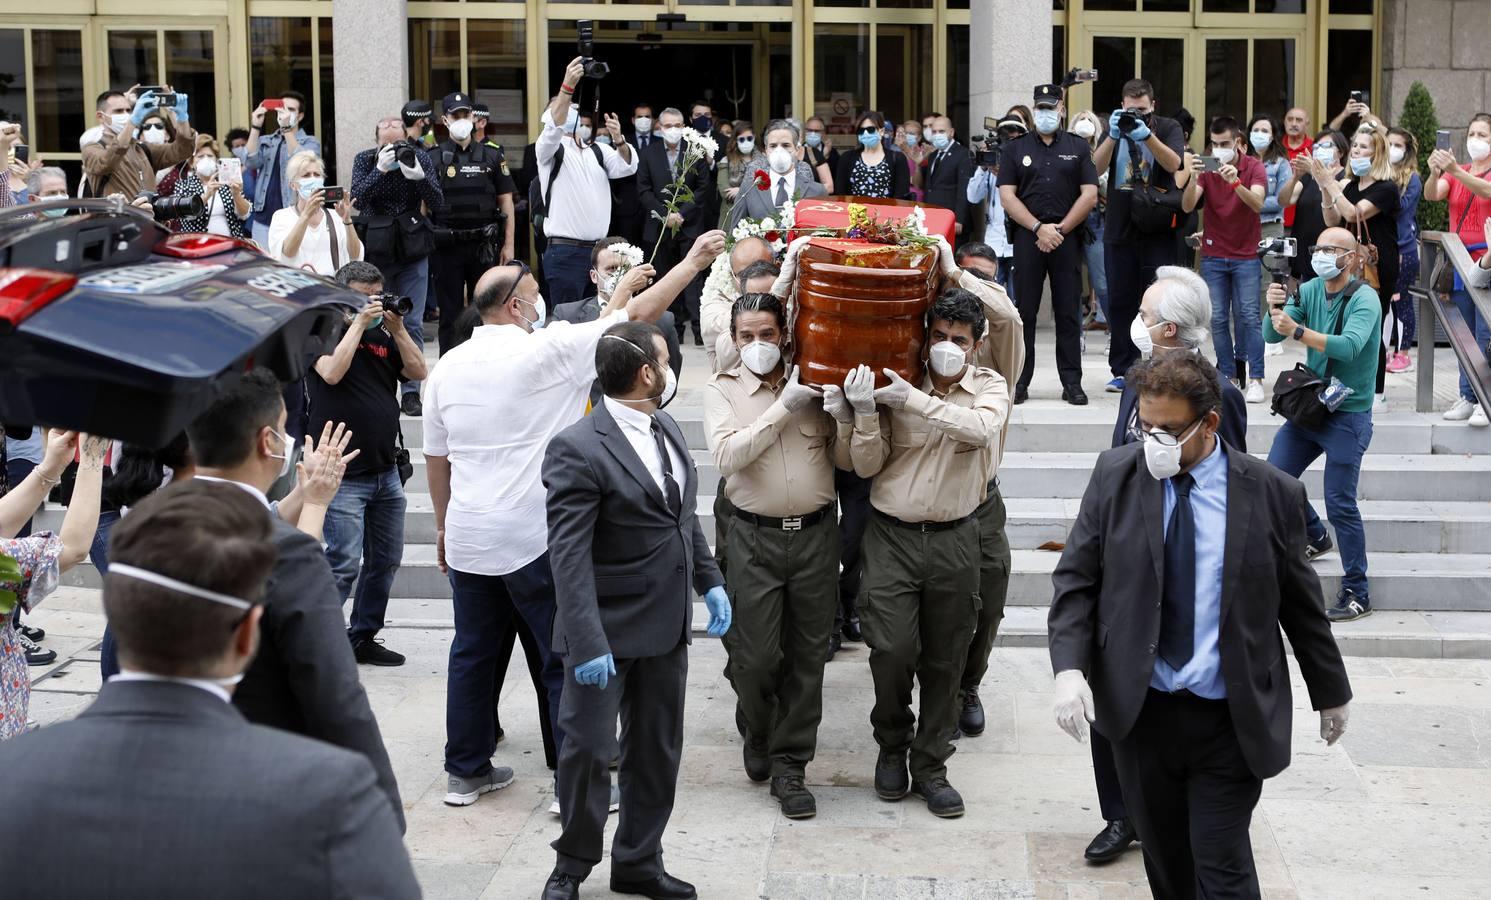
left=1120, top=136, right=1183, bottom=234
left=394, top=211, right=435, bottom=262
left=1352, top=215, right=1380, bottom=290
left=395, top=426, right=413, bottom=487
left=1270, top=280, right=1360, bottom=429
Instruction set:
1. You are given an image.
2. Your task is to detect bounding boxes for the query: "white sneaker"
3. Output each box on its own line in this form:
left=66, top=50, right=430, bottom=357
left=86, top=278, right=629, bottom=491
left=1471, top=404, right=1490, bottom=428
left=1373, top=393, right=1387, bottom=412
left=1265, top=342, right=1284, bottom=357
left=1444, top=398, right=1477, bottom=421
left=1245, top=380, right=1265, bottom=404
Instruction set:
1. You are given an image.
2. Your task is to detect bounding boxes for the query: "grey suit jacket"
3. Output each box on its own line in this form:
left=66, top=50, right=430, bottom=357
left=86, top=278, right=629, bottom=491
left=0, top=680, right=420, bottom=899
left=231, top=515, right=405, bottom=831
left=724, top=174, right=828, bottom=234
left=542, top=402, right=722, bottom=663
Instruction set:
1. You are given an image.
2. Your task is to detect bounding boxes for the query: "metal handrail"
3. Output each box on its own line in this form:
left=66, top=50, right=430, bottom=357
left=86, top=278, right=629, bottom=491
left=1408, top=231, right=1491, bottom=413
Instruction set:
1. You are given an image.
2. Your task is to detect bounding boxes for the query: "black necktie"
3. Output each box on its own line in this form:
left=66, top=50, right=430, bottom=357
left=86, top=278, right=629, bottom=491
left=775, top=177, right=788, bottom=206
left=650, top=419, right=682, bottom=517
left=1159, top=472, right=1196, bottom=670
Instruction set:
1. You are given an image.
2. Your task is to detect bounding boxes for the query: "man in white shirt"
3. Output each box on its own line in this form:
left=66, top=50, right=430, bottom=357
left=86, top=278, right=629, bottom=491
left=724, top=119, right=828, bottom=234
left=537, top=57, right=638, bottom=309
left=425, top=228, right=725, bottom=808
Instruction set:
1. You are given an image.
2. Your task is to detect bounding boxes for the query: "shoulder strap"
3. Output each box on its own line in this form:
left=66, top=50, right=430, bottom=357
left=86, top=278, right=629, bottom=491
left=327, top=214, right=342, bottom=272
left=590, top=143, right=604, bottom=168
left=1320, top=278, right=1363, bottom=381
left=542, top=144, right=565, bottom=208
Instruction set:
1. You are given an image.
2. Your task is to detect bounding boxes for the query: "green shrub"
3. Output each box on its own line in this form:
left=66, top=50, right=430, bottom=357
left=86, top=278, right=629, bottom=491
left=1399, top=81, right=1448, bottom=233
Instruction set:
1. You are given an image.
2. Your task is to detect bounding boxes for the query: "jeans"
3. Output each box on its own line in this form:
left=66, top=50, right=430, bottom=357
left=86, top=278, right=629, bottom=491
left=380, top=256, right=430, bottom=398
left=446, top=555, right=566, bottom=778
left=1392, top=252, right=1419, bottom=350
left=251, top=218, right=270, bottom=249
left=996, top=257, right=1017, bottom=306
left=1452, top=289, right=1491, bottom=402
left=1084, top=212, right=1108, bottom=323
left=1201, top=255, right=1264, bottom=381
left=94, top=509, right=123, bottom=679
left=542, top=243, right=594, bottom=310
left=1266, top=411, right=1373, bottom=596
left=322, top=467, right=406, bottom=643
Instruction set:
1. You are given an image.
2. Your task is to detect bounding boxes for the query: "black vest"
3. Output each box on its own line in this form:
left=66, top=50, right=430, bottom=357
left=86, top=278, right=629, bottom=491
left=435, top=140, right=499, bottom=228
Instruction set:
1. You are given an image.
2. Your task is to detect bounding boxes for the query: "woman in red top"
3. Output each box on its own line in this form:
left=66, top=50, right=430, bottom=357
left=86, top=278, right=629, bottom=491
left=1426, top=113, right=1491, bottom=426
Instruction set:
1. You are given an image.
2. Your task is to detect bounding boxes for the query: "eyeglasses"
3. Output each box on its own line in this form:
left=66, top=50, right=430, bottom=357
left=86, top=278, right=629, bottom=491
left=1127, top=414, right=1204, bottom=448
left=1307, top=245, right=1352, bottom=257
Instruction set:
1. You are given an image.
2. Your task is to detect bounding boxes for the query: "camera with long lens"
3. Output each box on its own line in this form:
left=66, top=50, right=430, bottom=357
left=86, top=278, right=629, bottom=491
left=395, top=141, right=420, bottom=168
left=577, top=20, right=609, bottom=81
left=1258, top=237, right=1298, bottom=299
left=373, top=293, right=414, bottom=317
left=135, top=190, right=204, bottom=222
left=1117, top=112, right=1142, bottom=135
left=970, top=115, right=1028, bottom=168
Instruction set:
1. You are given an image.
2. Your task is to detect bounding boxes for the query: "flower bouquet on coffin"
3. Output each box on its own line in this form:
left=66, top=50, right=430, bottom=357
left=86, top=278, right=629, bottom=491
left=648, top=127, right=719, bottom=265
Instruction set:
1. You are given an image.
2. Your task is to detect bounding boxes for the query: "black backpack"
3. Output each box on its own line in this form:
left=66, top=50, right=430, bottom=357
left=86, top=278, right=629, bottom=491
left=528, top=142, right=604, bottom=237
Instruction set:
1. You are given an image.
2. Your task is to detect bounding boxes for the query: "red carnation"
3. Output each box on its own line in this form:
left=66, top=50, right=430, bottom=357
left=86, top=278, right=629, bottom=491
left=753, top=169, right=770, bottom=191
left=764, top=231, right=780, bottom=243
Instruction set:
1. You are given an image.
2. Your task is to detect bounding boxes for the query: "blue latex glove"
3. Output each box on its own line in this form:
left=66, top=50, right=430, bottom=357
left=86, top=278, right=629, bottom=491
left=574, top=653, right=615, bottom=690
left=131, top=92, right=160, bottom=127
left=1107, top=109, right=1123, bottom=140
left=703, top=586, right=732, bottom=637
left=173, top=92, right=190, bottom=124
left=1128, top=117, right=1152, bottom=142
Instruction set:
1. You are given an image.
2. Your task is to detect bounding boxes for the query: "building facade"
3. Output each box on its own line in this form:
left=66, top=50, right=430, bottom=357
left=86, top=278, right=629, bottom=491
left=0, top=0, right=1448, bottom=190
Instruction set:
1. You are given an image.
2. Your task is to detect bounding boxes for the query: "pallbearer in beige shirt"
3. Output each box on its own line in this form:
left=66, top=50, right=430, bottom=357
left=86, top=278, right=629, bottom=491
left=703, top=291, right=851, bottom=821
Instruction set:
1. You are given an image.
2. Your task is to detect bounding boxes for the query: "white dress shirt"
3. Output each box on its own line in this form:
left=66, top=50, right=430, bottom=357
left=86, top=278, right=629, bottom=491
left=193, top=475, right=272, bottom=510
left=535, top=117, right=638, bottom=242
left=769, top=170, right=797, bottom=205
left=424, top=313, right=628, bottom=576
left=602, top=396, right=686, bottom=498
left=110, top=671, right=232, bottom=703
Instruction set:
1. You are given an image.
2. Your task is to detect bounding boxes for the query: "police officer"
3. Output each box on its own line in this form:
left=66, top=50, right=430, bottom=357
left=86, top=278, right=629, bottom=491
left=430, top=91, right=516, bottom=355
left=997, top=84, right=1099, bottom=406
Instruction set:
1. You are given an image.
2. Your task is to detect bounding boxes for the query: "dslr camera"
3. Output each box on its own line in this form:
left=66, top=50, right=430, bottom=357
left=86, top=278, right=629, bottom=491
left=373, top=293, right=415, bottom=317
left=1117, top=111, right=1144, bottom=135
left=577, top=20, right=609, bottom=81
left=1258, top=237, right=1297, bottom=295
left=395, top=141, right=420, bottom=169
left=135, top=190, right=203, bottom=222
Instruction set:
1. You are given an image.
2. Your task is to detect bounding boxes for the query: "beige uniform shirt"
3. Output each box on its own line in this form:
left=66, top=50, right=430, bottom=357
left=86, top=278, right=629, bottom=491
left=82, top=115, right=197, bottom=200
left=851, top=364, right=1011, bottom=523
left=956, top=269, right=1024, bottom=474
left=703, top=365, right=852, bottom=517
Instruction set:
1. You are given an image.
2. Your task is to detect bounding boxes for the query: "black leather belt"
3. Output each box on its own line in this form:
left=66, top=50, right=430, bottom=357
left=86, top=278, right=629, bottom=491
left=874, top=509, right=975, bottom=533
left=732, top=502, right=833, bottom=532
left=547, top=236, right=596, bottom=248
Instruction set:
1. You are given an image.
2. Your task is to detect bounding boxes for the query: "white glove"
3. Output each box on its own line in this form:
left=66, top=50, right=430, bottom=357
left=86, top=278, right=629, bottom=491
left=778, top=365, right=822, bottom=413
left=821, top=384, right=853, bottom=424
left=843, top=364, right=876, bottom=417
left=1053, top=669, right=1096, bottom=743
left=934, top=234, right=961, bottom=278
left=771, top=235, right=814, bottom=299
left=1319, top=704, right=1349, bottom=746
left=872, top=367, right=913, bottom=410
left=400, top=155, right=426, bottom=181
left=376, top=143, right=398, bottom=173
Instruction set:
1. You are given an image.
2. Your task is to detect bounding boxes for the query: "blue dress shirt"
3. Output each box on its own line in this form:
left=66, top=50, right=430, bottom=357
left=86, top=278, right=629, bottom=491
left=1150, top=438, right=1229, bottom=699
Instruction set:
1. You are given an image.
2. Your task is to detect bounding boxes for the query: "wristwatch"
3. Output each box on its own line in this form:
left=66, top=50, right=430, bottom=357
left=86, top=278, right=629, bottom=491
left=1293, top=325, right=1306, bottom=341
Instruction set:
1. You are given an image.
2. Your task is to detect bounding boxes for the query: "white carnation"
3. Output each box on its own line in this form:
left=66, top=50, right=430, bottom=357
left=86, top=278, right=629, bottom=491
left=610, top=242, right=645, bottom=270
left=681, top=127, right=718, bottom=158
left=761, top=217, right=777, bottom=231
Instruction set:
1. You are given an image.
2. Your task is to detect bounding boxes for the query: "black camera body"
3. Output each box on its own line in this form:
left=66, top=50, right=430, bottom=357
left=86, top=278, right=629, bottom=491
left=577, top=20, right=609, bottom=80
left=970, top=134, right=1002, bottom=168
left=1117, top=112, right=1142, bottom=135
left=136, top=191, right=203, bottom=222
left=1258, top=237, right=1298, bottom=295
left=374, top=293, right=415, bottom=317
left=395, top=141, right=420, bottom=169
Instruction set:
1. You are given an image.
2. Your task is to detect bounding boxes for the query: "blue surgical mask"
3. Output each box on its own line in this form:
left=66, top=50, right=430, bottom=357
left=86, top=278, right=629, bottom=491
left=930, top=132, right=952, bottom=151
left=1311, top=251, right=1344, bottom=280
left=1349, top=156, right=1371, bottom=177
left=805, top=132, right=822, bottom=148
left=565, top=106, right=579, bottom=132
left=296, top=177, right=324, bottom=200
left=1249, top=130, right=1271, bottom=151
left=1033, top=110, right=1061, bottom=135
left=1313, top=145, right=1336, bottom=165
left=858, top=131, right=880, bottom=149
left=904, top=133, right=920, bottom=147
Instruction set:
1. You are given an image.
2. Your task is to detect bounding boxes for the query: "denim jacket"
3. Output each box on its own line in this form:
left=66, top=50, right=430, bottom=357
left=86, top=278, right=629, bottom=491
left=244, top=129, right=322, bottom=214
left=1259, top=156, right=1289, bottom=224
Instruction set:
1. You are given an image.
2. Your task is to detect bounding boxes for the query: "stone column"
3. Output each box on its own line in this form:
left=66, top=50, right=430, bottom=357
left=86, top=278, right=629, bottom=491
left=969, top=0, right=1052, bottom=135
left=1380, top=0, right=1490, bottom=142
left=332, top=0, right=410, bottom=184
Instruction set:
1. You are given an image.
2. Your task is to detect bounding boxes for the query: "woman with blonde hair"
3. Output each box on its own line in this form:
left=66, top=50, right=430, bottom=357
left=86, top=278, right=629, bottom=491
left=267, top=149, right=360, bottom=274
left=1321, top=123, right=1400, bottom=404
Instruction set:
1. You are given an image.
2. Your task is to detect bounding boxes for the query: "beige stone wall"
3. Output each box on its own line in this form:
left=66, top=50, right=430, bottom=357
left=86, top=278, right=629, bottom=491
left=969, top=0, right=1053, bottom=140
left=1381, top=0, right=1491, bottom=139
left=331, top=0, right=411, bottom=184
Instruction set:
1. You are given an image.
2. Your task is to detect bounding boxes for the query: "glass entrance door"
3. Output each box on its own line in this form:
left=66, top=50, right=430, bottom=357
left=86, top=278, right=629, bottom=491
left=95, top=21, right=229, bottom=139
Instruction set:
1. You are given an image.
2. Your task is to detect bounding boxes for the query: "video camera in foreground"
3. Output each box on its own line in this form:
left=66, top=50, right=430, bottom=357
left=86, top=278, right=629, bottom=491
left=970, top=116, right=1030, bottom=169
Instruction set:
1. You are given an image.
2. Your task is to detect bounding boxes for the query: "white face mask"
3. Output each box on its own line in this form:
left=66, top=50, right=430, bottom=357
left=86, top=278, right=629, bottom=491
left=1130, top=315, right=1156, bottom=359
left=268, top=429, right=294, bottom=480
left=1141, top=420, right=1203, bottom=480
left=662, top=126, right=683, bottom=146
left=602, top=337, right=677, bottom=410
left=1072, top=119, right=1097, bottom=139
left=739, top=340, right=782, bottom=376
left=447, top=118, right=474, bottom=141
left=737, top=137, right=755, bottom=155
left=519, top=295, right=547, bottom=331
left=109, top=113, right=132, bottom=133
left=1468, top=138, right=1491, bottom=162
left=1311, top=251, right=1345, bottom=280
left=142, top=126, right=168, bottom=145
left=599, top=270, right=621, bottom=298
left=1388, top=145, right=1405, bottom=165
left=634, top=116, right=652, bottom=135
left=767, top=147, right=795, bottom=176
left=928, top=340, right=966, bottom=378
left=277, top=108, right=298, bottom=130
left=1212, top=145, right=1236, bottom=165
left=194, top=157, right=218, bottom=179
left=576, top=125, right=593, bottom=142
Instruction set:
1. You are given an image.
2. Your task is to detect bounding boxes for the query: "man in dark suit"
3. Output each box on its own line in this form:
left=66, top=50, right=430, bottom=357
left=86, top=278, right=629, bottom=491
left=0, top=480, right=419, bottom=899
left=639, top=107, right=717, bottom=346
left=540, top=320, right=732, bottom=900
left=920, top=115, right=974, bottom=240
left=1049, top=352, right=1351, bottom=900
left=554, top=236, right=682, bottom=377
left=611, top=103, right=655, bottom=245
left=183, top=368, right=407, bottom=831
left=724, top=119, right=828, bottom=233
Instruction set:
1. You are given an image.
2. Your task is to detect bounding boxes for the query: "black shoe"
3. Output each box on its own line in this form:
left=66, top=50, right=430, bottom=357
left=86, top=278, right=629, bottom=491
left=874, top=749, right=910, bottom=800
left=825, top=632, right=841, bottom=662
left=19, top=632, right=56, bottom=666
left=735, top=705, right=748, bottom=739
left=1305, top=530, right=1335, bottom=561
left=692, top=330, right=704, bottom=347
left=1084, top=819, right=1137, bottom=863
left=958, top=687, right=986, bottom=736
left=496, top=727, right=505, bottom=746
left=841, top=616, right=862, bottom=643
left=1013, top=385, right=1029, bottom=405
left=1327, top=589, right=1372, bottom=623
left=542, top=869, right=582, bottom=900
left=18, top=624, right=44, bottom=643
left=743, top=737, right=771, bottom=783
left=401, top=392, right=422, bottom=417
left=610, top=872, right=697, bottom=899
left=351, top=637, right=406, bottom=666
left=771, top=774, right=817, bottom=819
left=1062, top=385, right=1089, bottom=406
left=910, top=776, right=965, bottom=818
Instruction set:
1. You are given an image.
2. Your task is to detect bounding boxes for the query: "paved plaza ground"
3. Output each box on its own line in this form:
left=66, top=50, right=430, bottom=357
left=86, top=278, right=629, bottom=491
left=23, top=588, right=1491, bottom=900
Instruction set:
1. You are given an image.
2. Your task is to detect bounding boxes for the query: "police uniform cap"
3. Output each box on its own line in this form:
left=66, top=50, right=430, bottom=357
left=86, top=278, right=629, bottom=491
left=471, top=102, right=490, bottom=120
left=442, top=93, right=473, bottom=115
left=1032, top=84, right=1063, bottom=110
left=402, top=100, right=434, bottom=126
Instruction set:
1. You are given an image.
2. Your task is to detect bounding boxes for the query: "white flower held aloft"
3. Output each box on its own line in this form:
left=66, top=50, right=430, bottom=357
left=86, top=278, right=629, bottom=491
left=610, top=242, right=645, bottom=270
left=681, top=127, right=719, bottom=159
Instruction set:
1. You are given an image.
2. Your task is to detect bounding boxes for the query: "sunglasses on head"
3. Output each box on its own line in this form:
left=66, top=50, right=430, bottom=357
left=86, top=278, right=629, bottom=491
left=498, top=260, right=531, bottom=307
